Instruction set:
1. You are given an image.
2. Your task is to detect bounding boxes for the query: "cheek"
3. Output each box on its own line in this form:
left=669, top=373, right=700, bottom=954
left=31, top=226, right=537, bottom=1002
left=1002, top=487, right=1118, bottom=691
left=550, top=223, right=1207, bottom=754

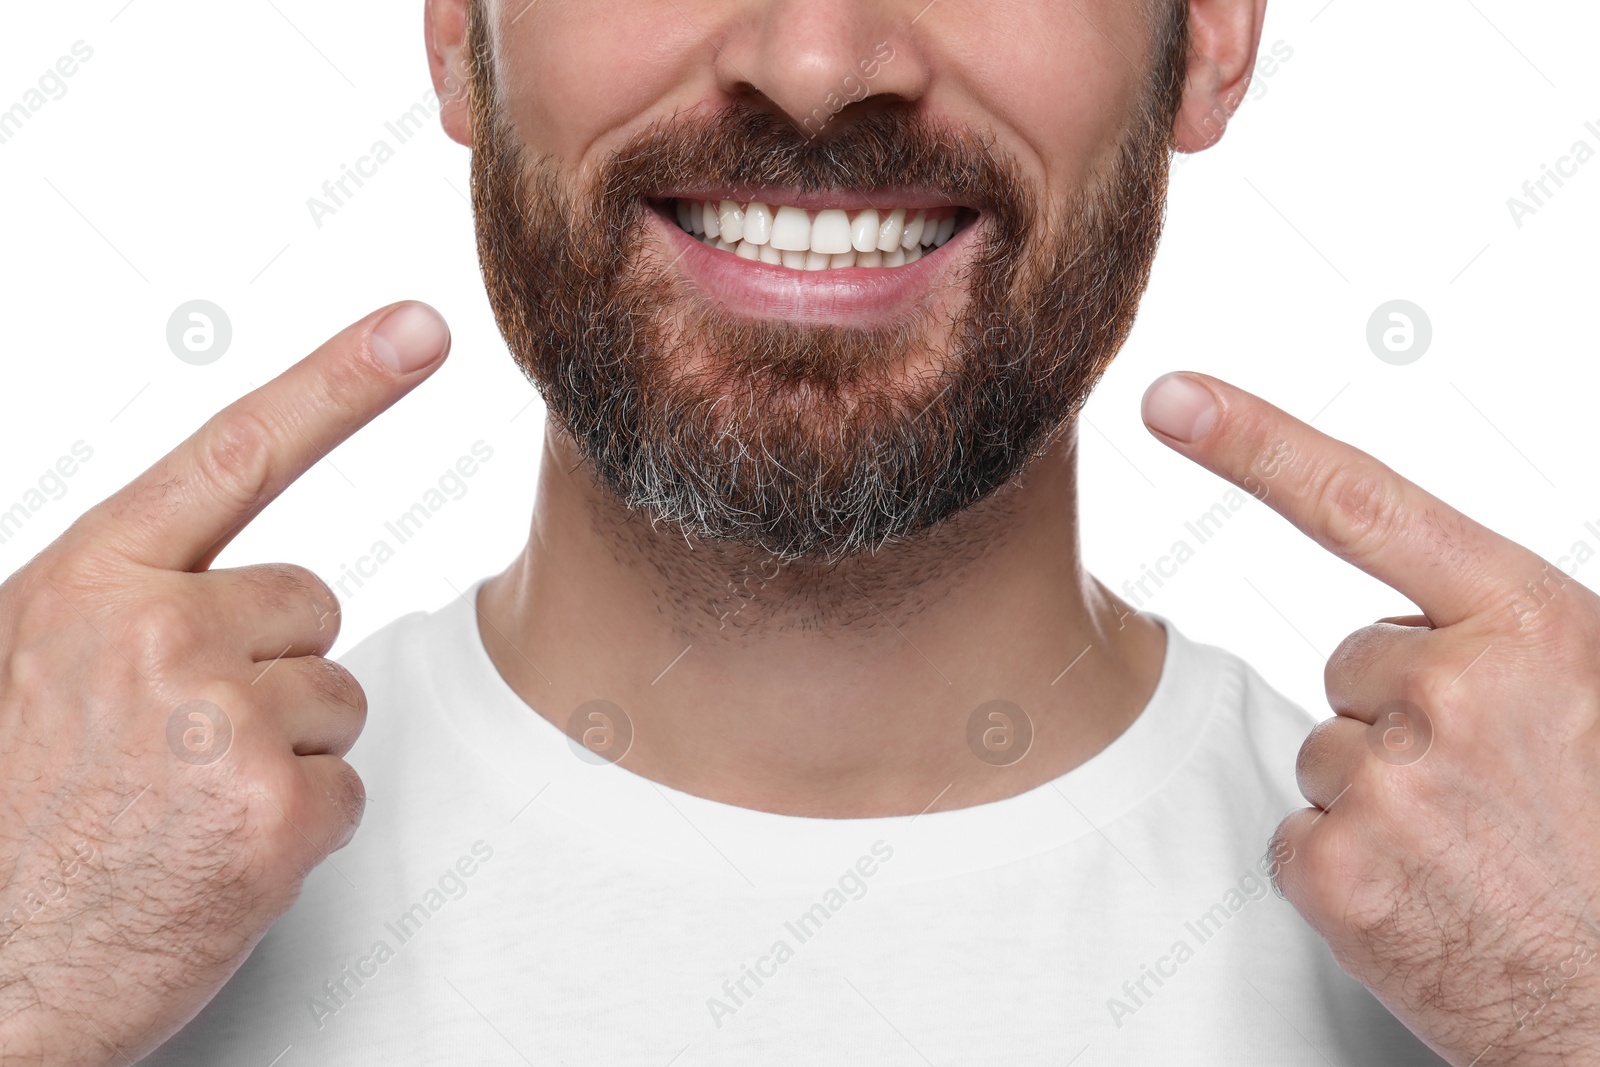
left=497, top=1, right=716, bottom=176
left=931, top=2, right=1155, bottom=197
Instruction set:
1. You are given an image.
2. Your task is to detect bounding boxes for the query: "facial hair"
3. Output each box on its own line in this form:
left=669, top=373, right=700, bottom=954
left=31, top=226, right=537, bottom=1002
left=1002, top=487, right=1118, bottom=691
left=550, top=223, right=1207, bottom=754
left=467, top=3, right=1189, bottom=564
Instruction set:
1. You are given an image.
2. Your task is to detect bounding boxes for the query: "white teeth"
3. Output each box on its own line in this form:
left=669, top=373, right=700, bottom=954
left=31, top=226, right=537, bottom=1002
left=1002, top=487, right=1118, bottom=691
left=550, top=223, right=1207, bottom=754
left=744, top=202, right=773, bottom=245
left=673, top=198, right=962, bottom=268
left=851, top=209, right=880, bottom=252
left=876, top=208, right=905, bottom=253
left=811, top=210, right=853, bottom=255
left=719, top=200, right=744, bottom=243
left=901, top=209, right=926, bottom=250
left=770, top=206, right=812, bottom=252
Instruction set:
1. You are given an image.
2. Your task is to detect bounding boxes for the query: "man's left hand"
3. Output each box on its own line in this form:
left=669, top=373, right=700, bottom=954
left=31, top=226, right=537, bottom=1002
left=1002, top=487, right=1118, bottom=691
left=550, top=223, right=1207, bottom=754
left=1142, top=371, right=1600, bottom=1065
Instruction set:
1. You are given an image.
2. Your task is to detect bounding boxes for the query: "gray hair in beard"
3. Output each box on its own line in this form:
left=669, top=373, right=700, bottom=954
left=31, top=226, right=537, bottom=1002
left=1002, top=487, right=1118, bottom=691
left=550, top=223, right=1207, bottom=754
left=466, top=1, right=1189, bottom=563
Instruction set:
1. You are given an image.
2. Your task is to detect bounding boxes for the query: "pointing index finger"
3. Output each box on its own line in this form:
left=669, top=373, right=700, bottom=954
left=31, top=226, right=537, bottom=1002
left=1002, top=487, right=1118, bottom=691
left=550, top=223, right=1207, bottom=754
left=1140, top=371, right=1542, bottom=629
left=86, top=301, right=450, bottom=572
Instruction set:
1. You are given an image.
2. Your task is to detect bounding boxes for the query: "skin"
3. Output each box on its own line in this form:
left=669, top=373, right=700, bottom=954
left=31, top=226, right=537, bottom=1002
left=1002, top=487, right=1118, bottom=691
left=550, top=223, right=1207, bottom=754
left=434, top=0, right=1262, bottom=817
left=0, top=303, right=449, bottom=1063
left=1147, top=373, right=1600, bottom=1063
left=2, top=2, right=1592, bottom=1066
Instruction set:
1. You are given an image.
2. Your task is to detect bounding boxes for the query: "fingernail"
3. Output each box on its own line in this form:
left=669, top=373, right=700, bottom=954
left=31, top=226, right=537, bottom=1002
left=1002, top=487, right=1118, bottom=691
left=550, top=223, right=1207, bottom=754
left=371, top=302, right=450, bottom=374
left=1142, top=373, right=1218, bottom=443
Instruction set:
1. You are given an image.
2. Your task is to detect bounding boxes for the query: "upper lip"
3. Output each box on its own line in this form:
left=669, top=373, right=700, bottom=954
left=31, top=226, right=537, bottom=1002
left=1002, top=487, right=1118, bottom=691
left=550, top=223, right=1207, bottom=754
left=652, top=187, right=975, bottom=213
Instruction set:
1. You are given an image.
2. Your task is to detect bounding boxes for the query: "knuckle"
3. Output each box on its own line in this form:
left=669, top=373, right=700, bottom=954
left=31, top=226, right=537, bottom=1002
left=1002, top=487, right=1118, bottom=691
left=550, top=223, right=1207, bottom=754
left=307, top=657, right=367, bottom=719
left=133, top=595, right=208, bottom=672
left=3, top=639, right=56, bottom=699
left=4, top=579, right=72, bottom=649
left=1294, top=718, right=1339, bottom=794
left=328, top=760, right=368, bottom=836
left=1398, top=665, right=1456, bottom=719
left=249, top=562, right=322, bottom=603
left=194, top=408, right=279, bottom=512
left=316, top=345, right=376, bottom=415
left=1289, top=819, right=1358, bottom=921
left=1309, top=461, right=1403, bottom=563
left=1265, top=818, right=1299, bottom=890
left=249, top=756, right=315, bottom=851
left=247, top=563, right=342, bottom=644
left=1323, top=627, right=1373, bottom=703
left=189, top=677, right=253, bottom=726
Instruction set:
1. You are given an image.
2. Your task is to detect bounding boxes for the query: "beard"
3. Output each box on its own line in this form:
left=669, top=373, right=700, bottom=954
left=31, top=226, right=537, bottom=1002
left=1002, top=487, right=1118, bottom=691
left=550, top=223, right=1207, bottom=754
left=467, top=5, right=1188, bottom=564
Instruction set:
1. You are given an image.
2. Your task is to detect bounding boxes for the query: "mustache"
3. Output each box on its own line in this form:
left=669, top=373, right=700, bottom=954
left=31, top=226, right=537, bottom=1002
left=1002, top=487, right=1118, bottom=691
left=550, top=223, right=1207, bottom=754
left=592, top=101, right=1033, bottom=236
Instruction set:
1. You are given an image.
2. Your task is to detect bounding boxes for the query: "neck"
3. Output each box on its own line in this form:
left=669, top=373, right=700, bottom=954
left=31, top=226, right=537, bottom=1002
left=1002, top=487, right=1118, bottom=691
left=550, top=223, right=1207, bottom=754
left=476, top=421, right=1166, bottom=817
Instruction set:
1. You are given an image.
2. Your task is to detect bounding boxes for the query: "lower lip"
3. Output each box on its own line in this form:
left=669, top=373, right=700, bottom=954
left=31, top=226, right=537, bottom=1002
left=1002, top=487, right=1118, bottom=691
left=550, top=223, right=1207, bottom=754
left=645, top=204, right=978, bottom=327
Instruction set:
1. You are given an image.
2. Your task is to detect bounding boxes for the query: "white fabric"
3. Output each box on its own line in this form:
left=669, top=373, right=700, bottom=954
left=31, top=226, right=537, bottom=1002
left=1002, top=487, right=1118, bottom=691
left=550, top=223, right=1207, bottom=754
left=142, top=579, right=1445, bottom=1065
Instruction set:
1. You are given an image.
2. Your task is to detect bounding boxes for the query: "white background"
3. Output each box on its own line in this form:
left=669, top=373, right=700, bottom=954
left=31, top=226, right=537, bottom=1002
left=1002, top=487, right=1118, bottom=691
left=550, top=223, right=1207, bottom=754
left=1, top=0, right=1593, bottom=721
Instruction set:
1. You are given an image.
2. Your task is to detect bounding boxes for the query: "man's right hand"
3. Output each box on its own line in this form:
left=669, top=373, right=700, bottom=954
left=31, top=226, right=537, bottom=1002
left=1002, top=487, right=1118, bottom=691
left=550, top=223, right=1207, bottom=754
left=0, top=302, right=450, bottom=1065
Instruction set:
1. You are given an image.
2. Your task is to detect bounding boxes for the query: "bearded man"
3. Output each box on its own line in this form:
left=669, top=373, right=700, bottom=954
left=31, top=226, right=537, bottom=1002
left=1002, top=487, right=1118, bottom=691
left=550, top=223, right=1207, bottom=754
left=6, top=2, right=1600, bottom=1066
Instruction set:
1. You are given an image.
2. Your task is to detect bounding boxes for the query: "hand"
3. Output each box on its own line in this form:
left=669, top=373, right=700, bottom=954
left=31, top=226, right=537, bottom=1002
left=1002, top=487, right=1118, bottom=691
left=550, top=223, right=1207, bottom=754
left=0, top=302, right=449, bottom=1065
left=1143, top=371, right=1600, bottom=1066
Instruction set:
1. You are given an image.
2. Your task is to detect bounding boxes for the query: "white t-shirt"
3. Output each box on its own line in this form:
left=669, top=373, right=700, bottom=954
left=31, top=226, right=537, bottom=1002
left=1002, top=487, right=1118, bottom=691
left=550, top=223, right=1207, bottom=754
left=141, top=579, right=1444, bottom=1065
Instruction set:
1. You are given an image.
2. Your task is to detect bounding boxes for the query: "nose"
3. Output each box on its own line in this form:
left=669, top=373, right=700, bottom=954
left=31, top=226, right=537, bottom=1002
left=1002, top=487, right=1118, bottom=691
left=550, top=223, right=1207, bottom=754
left=712, top=0, right=931, bottom=137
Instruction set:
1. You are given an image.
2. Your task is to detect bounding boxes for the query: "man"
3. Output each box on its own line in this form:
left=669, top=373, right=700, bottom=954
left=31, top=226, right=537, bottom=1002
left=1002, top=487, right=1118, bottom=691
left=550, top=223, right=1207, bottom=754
left=2, top=0, right=1597, bottom=1063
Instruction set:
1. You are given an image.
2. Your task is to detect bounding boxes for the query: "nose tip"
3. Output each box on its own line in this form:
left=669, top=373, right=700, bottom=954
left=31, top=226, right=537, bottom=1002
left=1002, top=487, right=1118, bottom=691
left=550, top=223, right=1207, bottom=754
left=713, top=4, right=927, bottom=137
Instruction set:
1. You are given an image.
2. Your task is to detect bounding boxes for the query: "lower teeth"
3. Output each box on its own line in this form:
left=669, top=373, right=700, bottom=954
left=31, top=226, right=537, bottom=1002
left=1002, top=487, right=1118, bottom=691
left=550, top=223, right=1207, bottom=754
left=692, top=231, right=936, bottom=268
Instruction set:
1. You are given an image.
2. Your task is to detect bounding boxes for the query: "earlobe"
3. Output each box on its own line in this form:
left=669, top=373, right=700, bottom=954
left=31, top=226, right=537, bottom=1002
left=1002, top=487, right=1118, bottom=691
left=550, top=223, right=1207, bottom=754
left=425, top=0, right=474, bottom=148
left=1173, top=52, right=1229, bottom=153
left=1170, top=0, right=1268, bottom=154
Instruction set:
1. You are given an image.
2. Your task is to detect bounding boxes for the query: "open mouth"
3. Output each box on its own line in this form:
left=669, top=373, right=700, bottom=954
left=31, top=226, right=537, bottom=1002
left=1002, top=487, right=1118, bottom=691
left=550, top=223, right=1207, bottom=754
left=660, top=197, right=977, bottom=271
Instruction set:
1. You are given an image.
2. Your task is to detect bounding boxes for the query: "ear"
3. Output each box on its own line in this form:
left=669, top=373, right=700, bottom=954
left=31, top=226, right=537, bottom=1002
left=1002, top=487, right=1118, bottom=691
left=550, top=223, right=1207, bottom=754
left=426, top=0, right=473, bottom=147
left=1172, top=0, right=1269, bottom=153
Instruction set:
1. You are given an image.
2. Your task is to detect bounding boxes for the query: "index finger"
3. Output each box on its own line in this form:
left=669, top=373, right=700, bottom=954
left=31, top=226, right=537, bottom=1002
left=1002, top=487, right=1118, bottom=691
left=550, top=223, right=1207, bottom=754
left=81, top=301, right=450, bottom=572
left=1140, top=371, right=1545, bottom=628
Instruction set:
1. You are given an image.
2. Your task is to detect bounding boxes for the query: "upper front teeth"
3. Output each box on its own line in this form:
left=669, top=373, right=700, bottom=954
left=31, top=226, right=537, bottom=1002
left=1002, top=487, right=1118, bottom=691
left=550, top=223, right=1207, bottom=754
left=673, top=199, right=961, bottom=267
